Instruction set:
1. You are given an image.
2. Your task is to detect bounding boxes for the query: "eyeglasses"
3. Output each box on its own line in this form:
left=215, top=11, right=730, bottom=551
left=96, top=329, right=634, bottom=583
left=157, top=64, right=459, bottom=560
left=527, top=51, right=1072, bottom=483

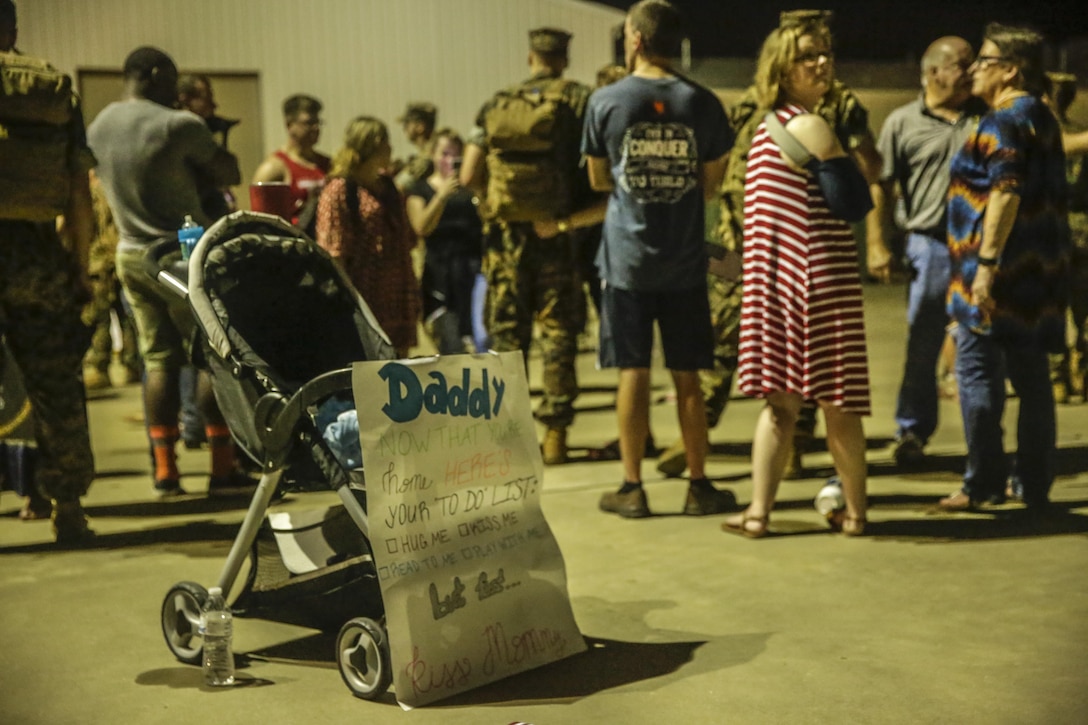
left=794, top=50, right=833, bottom=66
left=972, top=55, right=1011, bottom=68
left=940, top=61, right=972, bottom=73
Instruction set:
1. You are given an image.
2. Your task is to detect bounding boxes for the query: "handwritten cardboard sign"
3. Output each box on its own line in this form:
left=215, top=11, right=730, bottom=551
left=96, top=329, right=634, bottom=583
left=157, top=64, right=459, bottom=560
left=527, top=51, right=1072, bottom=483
left=352, top=351, right=585, bottom=708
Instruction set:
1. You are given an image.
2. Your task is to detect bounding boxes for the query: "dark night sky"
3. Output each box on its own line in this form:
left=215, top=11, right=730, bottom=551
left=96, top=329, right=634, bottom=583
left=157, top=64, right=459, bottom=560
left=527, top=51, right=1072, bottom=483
left=592, top=0, right=1088, bottom=60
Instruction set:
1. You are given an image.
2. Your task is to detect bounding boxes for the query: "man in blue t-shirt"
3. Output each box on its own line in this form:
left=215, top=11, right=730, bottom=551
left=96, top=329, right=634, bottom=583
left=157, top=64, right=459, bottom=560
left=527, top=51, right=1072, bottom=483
left=582, top=0, right=735, bottom=518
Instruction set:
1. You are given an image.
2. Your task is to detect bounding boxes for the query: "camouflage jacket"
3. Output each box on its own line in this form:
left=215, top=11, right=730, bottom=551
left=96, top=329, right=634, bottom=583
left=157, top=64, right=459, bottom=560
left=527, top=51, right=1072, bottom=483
left=717, top=80, right=873, bottom=251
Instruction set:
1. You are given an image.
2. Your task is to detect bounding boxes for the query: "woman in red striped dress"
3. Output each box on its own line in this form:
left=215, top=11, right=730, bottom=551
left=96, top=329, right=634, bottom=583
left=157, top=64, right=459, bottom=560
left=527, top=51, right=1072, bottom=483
left=722, top=20, right=871, bottom=538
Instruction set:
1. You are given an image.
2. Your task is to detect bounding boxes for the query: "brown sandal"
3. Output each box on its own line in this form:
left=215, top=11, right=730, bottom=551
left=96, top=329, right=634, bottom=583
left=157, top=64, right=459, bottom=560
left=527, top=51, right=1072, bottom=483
left=827, top=510, right=866, bottom=536
left=721, top=511, right=769, bottom=539
left=842, top=515, right=866, bottom=536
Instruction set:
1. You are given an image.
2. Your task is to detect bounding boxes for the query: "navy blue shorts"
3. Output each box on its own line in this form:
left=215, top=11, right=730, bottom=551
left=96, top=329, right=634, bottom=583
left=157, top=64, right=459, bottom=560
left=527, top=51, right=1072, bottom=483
left=598, top=283, right=713, bottom=370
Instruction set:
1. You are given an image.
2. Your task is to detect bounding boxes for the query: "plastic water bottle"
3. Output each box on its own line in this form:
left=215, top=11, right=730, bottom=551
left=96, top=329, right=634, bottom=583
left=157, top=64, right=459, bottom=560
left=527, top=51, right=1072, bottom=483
left=201, top=586, right=235, bottom=686
left=178, top=215, right=204, bottom=261
left=814, top=476, right=845, bottom=516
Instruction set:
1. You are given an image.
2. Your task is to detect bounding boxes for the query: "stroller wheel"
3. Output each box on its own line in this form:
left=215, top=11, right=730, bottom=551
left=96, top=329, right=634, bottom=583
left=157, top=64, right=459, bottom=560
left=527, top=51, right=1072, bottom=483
left=161, top=581, right=208, bottom=665
left=337, top=617, right=392, bottom=699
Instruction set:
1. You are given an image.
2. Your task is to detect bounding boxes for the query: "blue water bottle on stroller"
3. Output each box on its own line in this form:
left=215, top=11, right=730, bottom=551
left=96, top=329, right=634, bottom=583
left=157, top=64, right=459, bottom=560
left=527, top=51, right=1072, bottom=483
left=178, top=214, right=204, bottom=261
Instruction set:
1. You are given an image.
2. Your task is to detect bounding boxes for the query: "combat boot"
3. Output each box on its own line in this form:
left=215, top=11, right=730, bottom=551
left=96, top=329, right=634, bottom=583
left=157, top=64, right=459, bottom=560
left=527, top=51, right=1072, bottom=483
left=656, top=438, right=688, bottom=477
left=541, top=427, right=568, bottom=465
left=82, top=367, right=111, bottom=391
left=52, top=500, right=95, bottom=546
left=783, top=431, right=810, bottom=480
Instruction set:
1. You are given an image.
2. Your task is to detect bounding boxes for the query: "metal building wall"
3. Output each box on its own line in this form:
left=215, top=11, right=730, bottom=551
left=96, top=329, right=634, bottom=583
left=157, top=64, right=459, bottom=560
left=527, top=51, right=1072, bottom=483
left=17, top=0, right=625, bottom=161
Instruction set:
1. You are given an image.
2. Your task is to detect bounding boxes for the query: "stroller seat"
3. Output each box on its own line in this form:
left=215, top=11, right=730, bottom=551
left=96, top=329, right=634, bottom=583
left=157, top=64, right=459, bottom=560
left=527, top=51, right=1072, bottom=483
left=186, top=212, right=394, bottom=468
left=204, top=234, right=370, bottom=391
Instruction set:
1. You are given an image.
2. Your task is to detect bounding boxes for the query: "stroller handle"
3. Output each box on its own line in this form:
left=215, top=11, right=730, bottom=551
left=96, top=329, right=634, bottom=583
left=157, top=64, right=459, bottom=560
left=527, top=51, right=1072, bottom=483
left=143, top=236, right=191, bottom=299
left=257, top=367, right=356, bottom=467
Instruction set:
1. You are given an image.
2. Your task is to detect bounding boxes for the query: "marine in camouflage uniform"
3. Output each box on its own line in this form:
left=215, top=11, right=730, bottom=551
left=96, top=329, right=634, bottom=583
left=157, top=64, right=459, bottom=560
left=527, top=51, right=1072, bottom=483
left=0, top=226, right=94, bottom=506
left=465, top=28, right=594, bottom=463
left=82, top=172, right=139, bottom=387
left=1048, top=73, right=1088, bottom=403
left=482, top=220, right=584, bottom=425
left=0, top=16, right=97, bottom=542
left=659, top=74, right=878, bottom=475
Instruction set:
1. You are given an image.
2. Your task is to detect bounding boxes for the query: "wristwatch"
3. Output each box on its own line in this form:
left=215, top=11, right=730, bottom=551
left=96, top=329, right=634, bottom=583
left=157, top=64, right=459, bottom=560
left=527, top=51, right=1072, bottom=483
left=978, top=255, right=999, bottom=267
left=557, top=219, right=570, bottom=234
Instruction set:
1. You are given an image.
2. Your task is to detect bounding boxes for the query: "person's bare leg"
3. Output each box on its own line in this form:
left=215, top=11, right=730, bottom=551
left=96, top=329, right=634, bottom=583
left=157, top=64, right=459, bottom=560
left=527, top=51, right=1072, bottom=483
left=617, top=367, right=650, bottom=483
left=724, top=392, right=801, bottom=533
left=671, top=369, right=708, bottom=480
left=821, top=403, right=868, bottom=528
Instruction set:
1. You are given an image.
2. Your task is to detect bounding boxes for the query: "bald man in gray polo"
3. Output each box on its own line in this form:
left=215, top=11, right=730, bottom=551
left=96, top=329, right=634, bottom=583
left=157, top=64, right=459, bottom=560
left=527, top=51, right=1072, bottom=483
left=868, top=36, right=986, bottom=467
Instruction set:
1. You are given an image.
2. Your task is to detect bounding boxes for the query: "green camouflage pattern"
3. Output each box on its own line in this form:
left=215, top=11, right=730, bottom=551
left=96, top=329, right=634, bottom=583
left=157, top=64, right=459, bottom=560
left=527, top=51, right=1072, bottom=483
left=475, top=72, right=593, bottom=223
left=717, top=80, right=872, bottom=253
left=701, top=274, right=742, bottom=428
left=0, top=221, right=94, bottom=502
left=482, top=221, right=583, bottom=428
left=473, top=70, right=591, bottom=429
left=1052, top=118, right=1088, bottom=391
left=0, top=51, right=95, bottom=221
left=83, top=175, right=139, bottom=373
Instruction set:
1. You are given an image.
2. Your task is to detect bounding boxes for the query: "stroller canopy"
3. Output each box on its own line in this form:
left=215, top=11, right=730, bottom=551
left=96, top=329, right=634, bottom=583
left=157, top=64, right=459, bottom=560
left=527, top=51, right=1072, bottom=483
left=187, top=211, right=394, bottom=391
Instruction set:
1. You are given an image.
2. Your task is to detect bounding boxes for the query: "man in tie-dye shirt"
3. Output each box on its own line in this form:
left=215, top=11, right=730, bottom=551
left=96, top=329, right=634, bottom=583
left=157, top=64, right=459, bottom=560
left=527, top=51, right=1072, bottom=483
left=941, top=23, right=1070, bottom=513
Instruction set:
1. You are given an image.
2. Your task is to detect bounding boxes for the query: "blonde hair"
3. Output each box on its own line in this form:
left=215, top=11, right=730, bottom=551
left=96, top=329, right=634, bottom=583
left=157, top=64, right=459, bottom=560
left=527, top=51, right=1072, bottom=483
left=329, top=116, right=389, bottom=178
left=753, top=21, right=832, bottom=109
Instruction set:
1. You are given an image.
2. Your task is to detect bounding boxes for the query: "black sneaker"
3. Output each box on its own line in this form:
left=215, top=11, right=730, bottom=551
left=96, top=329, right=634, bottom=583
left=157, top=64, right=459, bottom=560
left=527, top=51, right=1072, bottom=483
left=599, top=486, right=651, bottom=518
left=683, top=479, right=737, bottom=515
left=154, top=478, right=187, bottom=498
left=207, top=471, right=258, bottom=498
left=893, top=433, right=925, bottom=467
left=52, top=501, right=96, bottom=546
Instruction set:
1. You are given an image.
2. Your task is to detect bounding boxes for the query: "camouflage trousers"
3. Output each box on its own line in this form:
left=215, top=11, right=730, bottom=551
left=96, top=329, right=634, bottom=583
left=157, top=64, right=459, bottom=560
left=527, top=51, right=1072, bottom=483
left=702, top=273, right=817, bottom=436
left=0, top=220, right=95, bottom=503
left=702, top=274, right=742, bottom=428
left=483, top=222, right=584, bottom=429
left=1050, top=212, right=1088, bottom=390
left=82, top=244, right=140, bottom=373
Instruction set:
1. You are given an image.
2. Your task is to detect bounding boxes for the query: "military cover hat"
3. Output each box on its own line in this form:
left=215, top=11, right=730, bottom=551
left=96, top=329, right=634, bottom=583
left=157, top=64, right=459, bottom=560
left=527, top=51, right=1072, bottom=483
left=779, top=9, right=833, bottom=27
left=529, top=28, right=572, bottom=56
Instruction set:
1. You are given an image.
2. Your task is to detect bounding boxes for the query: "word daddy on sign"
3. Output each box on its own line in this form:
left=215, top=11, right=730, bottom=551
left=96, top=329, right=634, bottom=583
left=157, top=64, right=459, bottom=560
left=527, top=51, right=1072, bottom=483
left=352, top=351, right=585, bottom=708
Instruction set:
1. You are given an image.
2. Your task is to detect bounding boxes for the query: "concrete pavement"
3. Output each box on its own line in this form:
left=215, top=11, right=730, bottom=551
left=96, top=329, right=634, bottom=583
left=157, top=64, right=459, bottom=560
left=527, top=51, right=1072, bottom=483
left=2, top=283, right=1087, bottom=724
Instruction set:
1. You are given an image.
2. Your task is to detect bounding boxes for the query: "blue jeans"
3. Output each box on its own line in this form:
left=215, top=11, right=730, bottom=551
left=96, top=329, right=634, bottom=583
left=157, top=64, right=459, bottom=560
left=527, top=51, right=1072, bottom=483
left=955, top=324, right=1055, bottom=506
left=895, top=233, right=951, bottom=443
left=179, top=364, right=204, bottom=443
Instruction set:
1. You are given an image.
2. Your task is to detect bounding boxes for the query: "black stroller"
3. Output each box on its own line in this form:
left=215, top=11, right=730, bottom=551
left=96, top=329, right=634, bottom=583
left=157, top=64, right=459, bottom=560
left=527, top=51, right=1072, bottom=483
left=155, top=211, right=396, bottom=699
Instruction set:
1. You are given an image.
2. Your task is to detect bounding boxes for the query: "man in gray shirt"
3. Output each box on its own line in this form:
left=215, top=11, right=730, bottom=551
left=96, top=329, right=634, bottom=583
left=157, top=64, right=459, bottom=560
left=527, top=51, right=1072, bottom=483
left=88, top=47, right=242, bottom=498
left=867, top=36, right=984, bottom=466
